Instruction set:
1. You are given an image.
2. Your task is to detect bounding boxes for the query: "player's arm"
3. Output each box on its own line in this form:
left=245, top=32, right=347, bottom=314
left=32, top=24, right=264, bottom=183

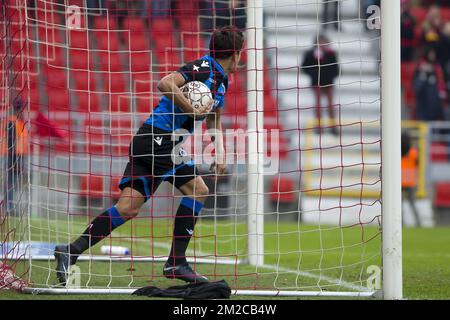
left=206, top=108, right=226, bottom=174
left=157, top=72, right=210, bottom=117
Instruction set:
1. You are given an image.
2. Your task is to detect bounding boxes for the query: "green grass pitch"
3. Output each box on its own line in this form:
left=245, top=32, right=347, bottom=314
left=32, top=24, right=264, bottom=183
left=1, top=216, right=449, bottom=300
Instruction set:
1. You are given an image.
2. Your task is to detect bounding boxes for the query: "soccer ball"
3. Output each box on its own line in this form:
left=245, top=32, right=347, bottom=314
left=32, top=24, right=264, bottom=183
left=181, top=81, right=213, bottom=110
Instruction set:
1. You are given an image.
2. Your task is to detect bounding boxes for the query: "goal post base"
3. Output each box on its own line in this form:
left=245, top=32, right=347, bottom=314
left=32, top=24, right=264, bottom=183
left=22, top=287, right=377, bottom=298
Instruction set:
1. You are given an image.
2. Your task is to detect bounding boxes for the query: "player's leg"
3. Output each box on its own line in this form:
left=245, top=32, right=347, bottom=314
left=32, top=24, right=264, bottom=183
left=164, top=166, right=210, bottom=283
left=325, top=86, right=339, bottom=135
left=69, top=186, right=146, bottom=259
left=314, top=85, right=322, bottom=134
left=406, top=187, right=421, bottom=227
left=167, top=176, right=209, bottom=266
left=54, top=186, right=146, bottom=285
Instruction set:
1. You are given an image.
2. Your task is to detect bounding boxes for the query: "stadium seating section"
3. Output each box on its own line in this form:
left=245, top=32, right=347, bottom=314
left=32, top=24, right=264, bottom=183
left=401, top=7, right=450, bottom=115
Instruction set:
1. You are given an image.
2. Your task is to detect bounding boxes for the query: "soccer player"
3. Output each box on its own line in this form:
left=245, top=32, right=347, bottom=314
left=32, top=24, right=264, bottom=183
left=54, top=26, right=244, bottom=285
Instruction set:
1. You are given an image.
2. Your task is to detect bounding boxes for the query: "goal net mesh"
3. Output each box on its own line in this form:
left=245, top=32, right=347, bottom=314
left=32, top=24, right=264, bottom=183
left=1, top=0, right=382, bottom=295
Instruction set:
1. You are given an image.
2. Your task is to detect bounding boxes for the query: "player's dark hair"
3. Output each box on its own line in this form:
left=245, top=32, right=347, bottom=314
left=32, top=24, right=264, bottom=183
left=209, top=26, right=244, bottom=60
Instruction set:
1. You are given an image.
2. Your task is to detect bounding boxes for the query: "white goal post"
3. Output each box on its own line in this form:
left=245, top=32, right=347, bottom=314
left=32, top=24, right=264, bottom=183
left=380, top=0, right=403, bottom=300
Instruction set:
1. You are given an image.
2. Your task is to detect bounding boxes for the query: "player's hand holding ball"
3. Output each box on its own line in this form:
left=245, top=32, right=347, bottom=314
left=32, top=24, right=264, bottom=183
left=181, top=81, right=214, bottom=118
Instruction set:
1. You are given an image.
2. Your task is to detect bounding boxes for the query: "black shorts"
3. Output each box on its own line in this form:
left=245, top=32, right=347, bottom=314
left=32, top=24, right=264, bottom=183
left=118, top=124, right=197, bottom=201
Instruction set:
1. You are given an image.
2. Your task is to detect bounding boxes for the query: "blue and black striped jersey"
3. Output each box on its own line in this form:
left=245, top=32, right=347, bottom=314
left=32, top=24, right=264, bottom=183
left=145, top=55, right=228, bottom=133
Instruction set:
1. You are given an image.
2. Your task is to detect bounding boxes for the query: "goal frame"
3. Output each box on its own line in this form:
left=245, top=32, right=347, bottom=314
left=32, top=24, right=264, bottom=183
left=4, top=0, right=402, bottom=299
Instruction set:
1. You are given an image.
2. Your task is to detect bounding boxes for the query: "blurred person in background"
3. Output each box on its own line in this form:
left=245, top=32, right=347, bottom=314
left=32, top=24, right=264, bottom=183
left=420, top=5, right=443, bottom=52
left=413, top=48, right=447, bottom=120
left=302, top=35, right=340, bottom=135
left=401, top=131, right=421, bottom=227
left=437, top=22, right=450, bottom=96
left=201, top=0, right=247, bottom=31
left=1, top=99, right=28, bottom=216
left=401, top=0, right=417, bottom=62
left=151, top=0, right=171, bottom=18
left=421, top=0, right=450, bottom=6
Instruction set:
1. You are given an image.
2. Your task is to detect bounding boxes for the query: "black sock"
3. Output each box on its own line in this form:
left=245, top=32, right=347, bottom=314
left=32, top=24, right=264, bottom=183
left=69, top=206, right=126, bottom=263
left=167, top=197, right=204, bottom=266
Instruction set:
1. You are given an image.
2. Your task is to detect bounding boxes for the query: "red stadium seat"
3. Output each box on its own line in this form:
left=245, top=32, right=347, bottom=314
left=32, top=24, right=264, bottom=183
left=29, top=87, right=40, bottom=111
left=173, top=0, right=200, bottom=19
left=102, top=73, right=127, bottom=93
left=108, top=93, right=131, bottom=113
left=181, top=33, right=202, bottom=63
left=40, top=45, right=65, bottom=67
left=45, top=66, right=67, bottom=89
left=110, top=117, right=133, bottom=156
left=226, top=93, right=247, bottom=116
left=69, top=29, right=89, bottom=49
left=430, top=142, right=448, bottom=162
left=47, top=87, right=70, bottom=111
left=69, top=48, right=93, bottom=70
left=178, top=18, right=200, bottom=33
left=94, top=15, right=118, bottom=30
left=94, top=31, right=120, bottom=51
left=29, top=73, right=40, bottom=87
left=97, top=51, right=124, bottom=72
left=156, top=49, right=181, bottom=73
left=270, top=176, right=296, bottom=203
left=77, top=91, right=101, bottom=112
left=38, top=25, right=65, bottom=67
left=91, top=15, right=120, bottom=51
left=132, top=72, right=153, bottom=93
left=122, top=17, right=148, bottom=49
left=123, top=33, right=149, bottom=51
left=152, top=18, right=178, bottom=50
left=152, top=18, right=173, bottom=34
left=83, top=117, right=108, bottom=155
left=434, top=182, right=450, bottom=208
left=130, top=52, right=151, bottom=72
left=79, top=175, right=105, bottom=199
left=123, top=17, right=147, bottom=32
left=71, top=70, right=97, bottom=91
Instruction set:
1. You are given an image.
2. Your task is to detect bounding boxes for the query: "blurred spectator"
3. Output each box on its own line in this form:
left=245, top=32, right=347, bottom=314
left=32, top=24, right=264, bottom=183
left=231, top=0, right=246, bottom=30
left=104, top=0, right=148, bottom=27
left=215, top=0, right=233, bottom=28
left=322, top=0, right=339, bottom=30
left=413, top=48, right=447, bottom=121
left=420, top=5, right=443, bottom=52
left=401, top=131, right=421, bottom=227
left=422, top=0, right=450, bottom=6
left=401, top=0, right=417, bottom=62
left=201, top=0, right=246, bottom=31
left=302, top=35, right=340, bottom=135
left=1, top=99, right=28, bottom=215
left=437, top=22, right=450, bottom=93
left=86, top=0, right=107, bottom=14
left=151, top=0, right=172, bottom=18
